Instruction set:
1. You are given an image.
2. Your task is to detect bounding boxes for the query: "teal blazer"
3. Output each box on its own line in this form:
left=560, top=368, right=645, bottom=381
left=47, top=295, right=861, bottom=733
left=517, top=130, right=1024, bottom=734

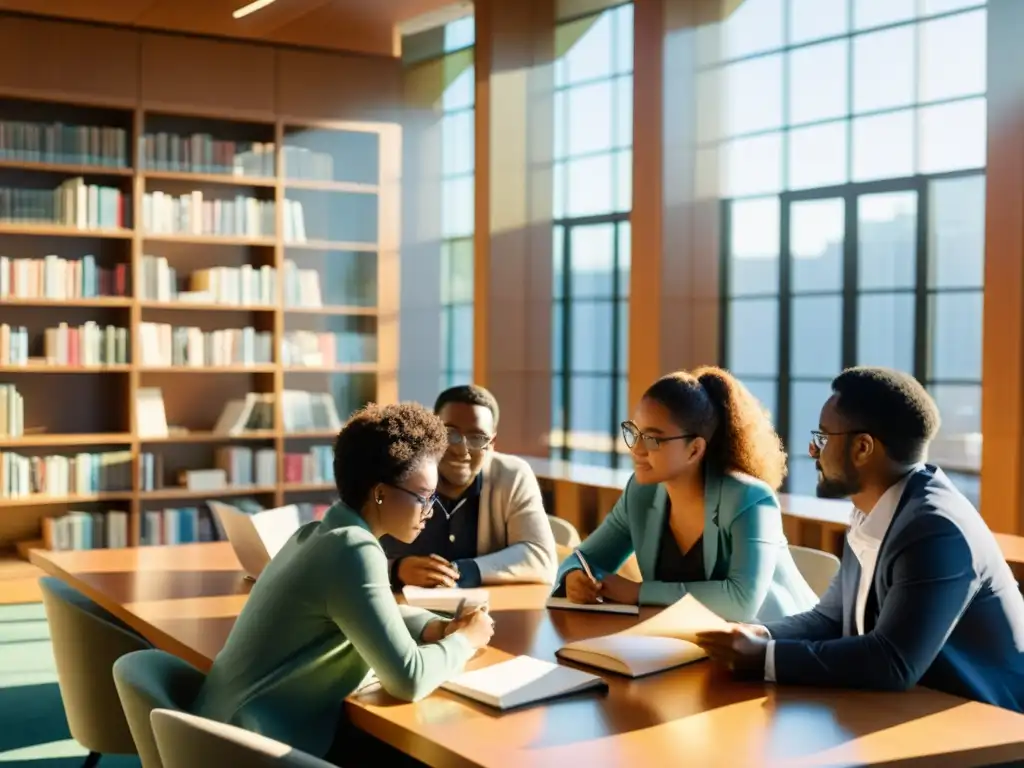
left=553, top=470, right=818, bottom=621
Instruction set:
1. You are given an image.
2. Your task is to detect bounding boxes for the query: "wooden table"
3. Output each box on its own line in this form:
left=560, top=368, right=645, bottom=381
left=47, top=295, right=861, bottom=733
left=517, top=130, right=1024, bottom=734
left=29, top=543, right=1024, bottom=768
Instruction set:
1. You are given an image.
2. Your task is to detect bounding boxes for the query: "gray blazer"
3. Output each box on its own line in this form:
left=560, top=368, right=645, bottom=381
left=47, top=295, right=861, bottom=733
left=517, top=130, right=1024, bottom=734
left=765, top=465, right=1024, bottom=711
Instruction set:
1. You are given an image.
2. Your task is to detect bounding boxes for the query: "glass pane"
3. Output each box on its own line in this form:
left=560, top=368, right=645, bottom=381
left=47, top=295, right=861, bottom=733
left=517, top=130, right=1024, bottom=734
left=788, top=40, right=849, bottom=124
left=789, top=379, right=834, bottom=452
left=615, top=76, right=633, bottom=148
left=439, top=306, right=451, bottom=370
left=444, top=17, right=475, bottom=51
left=551, top=374, right=564, bottom=434
left=723, top=0, right=785, bottom=59
left=944, top=470, right=980, bottom=508
left=553, top=90, right=567, bottom=160
left=853, top=0, right=915, bottom=30
left=569, top=223, right=615, bottom=297
left=552, top=300, right=563, bottom=371
left=571, top=301, right=614, bottom=373
left=697, top=70, right=722, bottom=144
left=930, top=292, right=983, bottom=381
left=614, top=4, right=634, bottom=74
left=792, top=296, right=842, bottom=377
left=442, top=67, right=474, bottom=111
left=552, top=224, right=564, bottom=299
left=569, top=449, right=614, bottom=468
left=741, top=377, right=778, bottom=425
left=923, top=0, right=985, bottom=12
left=789, top=0, right=849, bottom=44
left=857, top=293, right=915, bottom=371
left=450, top=304, right=473, bottom=371
left=852, top=110, right=914, bottom=182
left=569, top=375, right=613, bottom=435
left=553, top=161, right=566, bottom=219
left=568, top=81, right=613, bottom=156
left=448, top=237, right=474, bottom=301
left=617, top=299, right=628, bottom=372
left=561, top=13, right=613, bottom=85
left=918, top=98, right=987, bottom=174
left=929, top=383, right=982, bottom=471
left=853, top=27, right=915, bottom=113
left=723, top=133, right=783, bottom=197
left=791, top=198, right=844, bottom=293
left=728, top=298, right=779, bottom=376
left=787, top=456, right=819, bottom=496
left=858, top=191, right=917, bottom=290
left=729, top=197, right=780, bottom=296
left=615, top=149, right=632, bottom=213
left=929, top=175, right=985, bottom=289
left=723, top=55, right=784, bottom=137
left=617, top=221, right=631, bottom=296
left=919, top=10, right=986, bottom=102
left=566, top=153, right=614, bottom=217
left=442, top=110, right=473, bottom=176
left=617, top=374, right=630, bottom=430
left=788, top=122, right=848, bottom=190
left=442, top=175, right=474, bottom=238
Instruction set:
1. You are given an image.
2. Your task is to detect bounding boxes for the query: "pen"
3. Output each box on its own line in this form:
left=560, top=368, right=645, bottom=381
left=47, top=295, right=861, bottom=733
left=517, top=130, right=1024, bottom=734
left=573, top=548, right=604, bottom=603
left=452, top=597, right=467, bottom=621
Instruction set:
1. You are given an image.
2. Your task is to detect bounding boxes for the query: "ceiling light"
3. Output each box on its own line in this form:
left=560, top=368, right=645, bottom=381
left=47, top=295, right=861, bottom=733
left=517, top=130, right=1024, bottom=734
left=233, top=0, right=277, bottom=19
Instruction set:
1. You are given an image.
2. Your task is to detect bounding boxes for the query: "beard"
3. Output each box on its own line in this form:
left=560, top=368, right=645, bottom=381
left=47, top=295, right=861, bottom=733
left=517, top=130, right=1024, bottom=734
left=815, top=457, right=861, bottom=499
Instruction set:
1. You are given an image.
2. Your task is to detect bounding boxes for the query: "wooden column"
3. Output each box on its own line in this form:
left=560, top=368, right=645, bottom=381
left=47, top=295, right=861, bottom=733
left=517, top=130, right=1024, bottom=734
left=981, top=0, right=1024, bottom=533
left=474, top=0, right=556, bottom=456
left=628, top=0, right=721, bottom=410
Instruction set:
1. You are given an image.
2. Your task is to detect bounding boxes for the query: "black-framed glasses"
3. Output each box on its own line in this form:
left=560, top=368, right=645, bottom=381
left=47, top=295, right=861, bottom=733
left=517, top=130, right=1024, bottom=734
left=388, top=485, right=438, bottom=518
left=810, top=430, right=867, bottom=451
left=621, top=421, right=696, bottom=451
left=447, top=427, right=492, bottom=452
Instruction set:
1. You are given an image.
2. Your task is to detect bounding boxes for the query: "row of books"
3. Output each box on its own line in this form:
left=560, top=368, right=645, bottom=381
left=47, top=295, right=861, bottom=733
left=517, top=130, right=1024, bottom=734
left=283, top=446, right=333, bottom=485
left=0, top=449, right=132, bottom=499
left=139, top=499, right=331, bottom=548
left=0, top=384, right=23, bottom=437
left=138, top=134, right=275, bottom=178
left=280, top=330, right=377, bottom=366
left=140, top=256, right=277, bottom=306
left=44, top=322, right=130, bottom=367
left=44, top=510, right=131, bottom=551
left=137, top=323, right=273, bottom=368
left=216, top=446, right=277, bottom=487
left=142, top=191, right=275, bottom=238
left=283, top=261, right=323, bottom=307
left=0, top=178, right=125, bottom=229
left=0, top=255, right=129, bottom=300
left=0, top=121, right=129, bottom=167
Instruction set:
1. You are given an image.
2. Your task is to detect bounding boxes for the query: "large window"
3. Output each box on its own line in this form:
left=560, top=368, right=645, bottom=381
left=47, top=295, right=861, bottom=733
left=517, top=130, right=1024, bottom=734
left=712, top=0, right=986, bottom=503
left=439, top=17, right=475, bottom=390
left=550, top=3, right=634, bottom=468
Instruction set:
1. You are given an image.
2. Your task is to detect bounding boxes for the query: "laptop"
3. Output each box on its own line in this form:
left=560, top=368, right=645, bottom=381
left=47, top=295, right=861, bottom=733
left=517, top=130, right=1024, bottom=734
left=208, top=501, right=302, bottom=580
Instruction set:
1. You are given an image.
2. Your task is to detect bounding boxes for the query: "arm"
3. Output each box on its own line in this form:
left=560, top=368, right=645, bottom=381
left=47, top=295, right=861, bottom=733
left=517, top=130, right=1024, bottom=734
left=466, top=467, right=558, bottom=585
left=762, top=550, right=845, bottom=641
left=772, top=515, right=979, bottom=691
left=324, top=537, right=474, bottom=702
left=637, top=496, right=782, bottom=619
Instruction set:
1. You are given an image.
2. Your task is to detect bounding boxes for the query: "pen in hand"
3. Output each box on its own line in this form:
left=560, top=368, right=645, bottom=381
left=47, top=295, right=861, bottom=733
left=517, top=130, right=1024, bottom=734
left=452, top=597, right=467, bottom=622
left=574, top=548, right=604, bottom=603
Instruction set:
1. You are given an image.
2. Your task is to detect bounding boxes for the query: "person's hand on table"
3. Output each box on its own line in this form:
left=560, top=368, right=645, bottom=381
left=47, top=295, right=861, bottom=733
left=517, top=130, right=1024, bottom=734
left=694, top=624, right=770, bottom=678
left=566, top=569, right=603, bottom=604
left=447, top=607, right=494, bottom=650
left=397, top=555, right=460, bottom=588
left=597, top=573, right=641, bottom=605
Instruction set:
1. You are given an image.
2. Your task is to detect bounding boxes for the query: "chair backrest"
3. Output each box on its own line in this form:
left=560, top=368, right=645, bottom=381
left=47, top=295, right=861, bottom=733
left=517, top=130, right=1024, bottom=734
left=789, top=545, right=841, bottom=598
left=39, top=576, right=150, bottom=755
left=113, top=649, right=207, bottom=768
left=151, top=709, right=334, bottom=768
left=548, top=515, right=581, bottom=548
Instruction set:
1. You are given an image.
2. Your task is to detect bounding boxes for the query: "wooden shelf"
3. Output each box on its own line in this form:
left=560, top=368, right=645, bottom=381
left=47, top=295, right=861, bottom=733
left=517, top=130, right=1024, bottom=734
left=282, top=430, right=337, bottom=440
left=139, top=301, right=277, bottom=312
left=0, top=492, right=134, bottom=508
left=0, top=432, right=132, bottom=447
left=140, top=485, right=277, bottom=501
left=282, top=482, right=335, bottom=492
left=142, top=170, right=276, bottom=187
left=284, top=179, right=378, bottom=194
left=0, top=223, right=132, bottom=238
left=0, top=159, right=134, bottom=176
left=142, top=233, right=277, bottom=246
left=1, top=297, right=132, bottom=308
left=0, top=364, right=131, bottom=373
left=139, top=431, right=277, bottom=444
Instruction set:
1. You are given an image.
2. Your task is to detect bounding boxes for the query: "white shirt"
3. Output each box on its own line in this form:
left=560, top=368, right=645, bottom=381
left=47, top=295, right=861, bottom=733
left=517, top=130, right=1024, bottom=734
left=764, top=467, right=920, bottom=682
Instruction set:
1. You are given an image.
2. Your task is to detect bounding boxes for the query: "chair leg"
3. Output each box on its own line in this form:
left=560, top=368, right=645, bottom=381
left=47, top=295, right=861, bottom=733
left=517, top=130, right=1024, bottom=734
left=81, top=752, right=101, bottom=768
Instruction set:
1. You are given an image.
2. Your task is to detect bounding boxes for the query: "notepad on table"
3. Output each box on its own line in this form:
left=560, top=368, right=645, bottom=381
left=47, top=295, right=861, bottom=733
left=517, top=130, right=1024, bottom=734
left=401, top=586, right=489, bottom=614
left=555, top=594, right=730, bottom=678
left=545, top=596, right=640, bottom=615
left=441, top=655, right=607, bottom=710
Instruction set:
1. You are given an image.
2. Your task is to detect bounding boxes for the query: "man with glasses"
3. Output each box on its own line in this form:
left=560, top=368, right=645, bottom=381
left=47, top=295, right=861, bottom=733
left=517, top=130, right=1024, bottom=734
left=697, top=367, right=1024, bottom=712
left=383, top=384, right=557, bottom=589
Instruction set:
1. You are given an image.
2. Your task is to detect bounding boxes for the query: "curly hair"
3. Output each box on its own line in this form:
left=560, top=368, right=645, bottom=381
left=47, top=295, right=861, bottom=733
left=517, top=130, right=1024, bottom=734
left=642, top=366, right=787, bottom=490
left=333, top=402, right=449, bottom=510
left=434, top=384, right=500, bottom=429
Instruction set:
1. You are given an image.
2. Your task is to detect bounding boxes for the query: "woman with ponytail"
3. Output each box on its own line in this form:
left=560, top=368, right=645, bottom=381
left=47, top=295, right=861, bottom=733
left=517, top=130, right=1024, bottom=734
left=551, top=367, right=817, bottom=621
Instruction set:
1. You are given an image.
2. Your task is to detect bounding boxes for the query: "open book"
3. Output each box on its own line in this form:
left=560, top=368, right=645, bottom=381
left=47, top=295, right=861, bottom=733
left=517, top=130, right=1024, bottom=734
left=402, top=586, right=489, bottom=614
left=442, top=655, right=606, bottom=710
left=208, top=501, right=301, bottom=580
left=555, top=594, right=730, bottom=678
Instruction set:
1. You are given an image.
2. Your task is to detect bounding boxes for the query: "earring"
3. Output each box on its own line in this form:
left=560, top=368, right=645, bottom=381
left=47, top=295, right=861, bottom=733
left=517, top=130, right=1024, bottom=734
left=376, top=496, right=382, bottom=505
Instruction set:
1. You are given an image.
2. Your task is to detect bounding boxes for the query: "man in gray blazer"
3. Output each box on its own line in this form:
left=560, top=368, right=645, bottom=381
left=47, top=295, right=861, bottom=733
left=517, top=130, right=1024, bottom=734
left=383, top=384, right=557, bottom=589
left=697, top=367, right=1024, bottom=712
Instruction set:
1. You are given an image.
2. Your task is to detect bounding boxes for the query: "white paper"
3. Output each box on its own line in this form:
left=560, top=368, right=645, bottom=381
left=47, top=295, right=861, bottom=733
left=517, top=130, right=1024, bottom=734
left=402, top=586, right=489, bottom=614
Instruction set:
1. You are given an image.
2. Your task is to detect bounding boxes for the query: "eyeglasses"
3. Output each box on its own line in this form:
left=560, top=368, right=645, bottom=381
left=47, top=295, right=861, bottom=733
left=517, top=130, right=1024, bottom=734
left=621, top=421, right=696, bottom=451
left=447, top=428, right=492, bottom=452
left=810, top=430, right=867, bottom=451
left=388, top=485, right=438, bottom=518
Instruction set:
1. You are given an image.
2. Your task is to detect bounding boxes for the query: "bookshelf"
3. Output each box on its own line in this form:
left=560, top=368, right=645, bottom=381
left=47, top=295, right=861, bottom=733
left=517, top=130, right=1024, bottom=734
left=0, top=95, right=400, bottom=553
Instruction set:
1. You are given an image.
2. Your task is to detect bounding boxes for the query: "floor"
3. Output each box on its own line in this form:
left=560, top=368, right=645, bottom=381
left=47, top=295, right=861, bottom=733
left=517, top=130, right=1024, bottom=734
left=0, top=560, right=140, bottom=768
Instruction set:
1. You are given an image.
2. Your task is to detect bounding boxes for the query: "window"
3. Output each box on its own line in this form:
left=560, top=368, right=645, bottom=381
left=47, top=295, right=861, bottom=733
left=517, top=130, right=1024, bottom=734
left=714, top=1, right=986, bottom=504
left=551, top=3, right=633, bottom=468
left=439, top=47, right=475, bottom=390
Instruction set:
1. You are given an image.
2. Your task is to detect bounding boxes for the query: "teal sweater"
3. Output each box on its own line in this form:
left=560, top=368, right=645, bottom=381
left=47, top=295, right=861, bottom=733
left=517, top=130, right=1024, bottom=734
left=191, top=503, right=474, bottom=758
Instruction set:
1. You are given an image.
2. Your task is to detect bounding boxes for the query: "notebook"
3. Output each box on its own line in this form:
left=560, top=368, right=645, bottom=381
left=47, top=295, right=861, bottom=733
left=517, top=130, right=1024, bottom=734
left=555, top=594, right=730, bottom=678
left=402, top=586, right=489, bottom=614
left=545, top=596, right=640, bottom=615
left=442, top=655, right=607, bottom=710
left=209, top=501, right=301, bottom=580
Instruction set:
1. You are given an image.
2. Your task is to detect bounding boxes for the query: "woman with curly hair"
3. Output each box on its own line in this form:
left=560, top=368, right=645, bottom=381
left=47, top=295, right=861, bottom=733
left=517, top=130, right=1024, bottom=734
left=192, top=402, right=494, bottom=766
left=552, top=367, right=817, bottom=621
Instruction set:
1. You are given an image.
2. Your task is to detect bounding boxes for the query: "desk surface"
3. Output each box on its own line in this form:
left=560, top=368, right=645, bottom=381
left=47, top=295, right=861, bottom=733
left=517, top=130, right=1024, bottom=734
left=29, top=543, right=1024, bottom=768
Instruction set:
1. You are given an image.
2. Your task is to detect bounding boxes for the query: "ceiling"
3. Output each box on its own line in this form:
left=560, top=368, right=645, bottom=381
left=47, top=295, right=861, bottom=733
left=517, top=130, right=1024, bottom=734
left=0, top=0, right=465, bottom=56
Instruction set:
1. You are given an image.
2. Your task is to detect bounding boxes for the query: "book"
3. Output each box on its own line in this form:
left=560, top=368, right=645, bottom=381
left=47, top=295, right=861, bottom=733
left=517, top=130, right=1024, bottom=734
left=555, top=595, right=730, bottom=678
left=545, top=596, right=640, bottom=615
left=402, top=586, right=489, bottom=614
left=441, top=655, right=607, bottom=710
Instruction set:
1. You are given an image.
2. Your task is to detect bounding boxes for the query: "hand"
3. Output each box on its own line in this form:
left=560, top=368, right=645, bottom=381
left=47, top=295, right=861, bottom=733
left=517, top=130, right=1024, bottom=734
left=397, top=555, right=460, bottom=588
left=694, top=624, right=769, bottom=678
left=565, top=569, right=603, bottom=604
left=451, top=608, right=495, bottom=650
left=598, top=573, right=641, bottom=605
